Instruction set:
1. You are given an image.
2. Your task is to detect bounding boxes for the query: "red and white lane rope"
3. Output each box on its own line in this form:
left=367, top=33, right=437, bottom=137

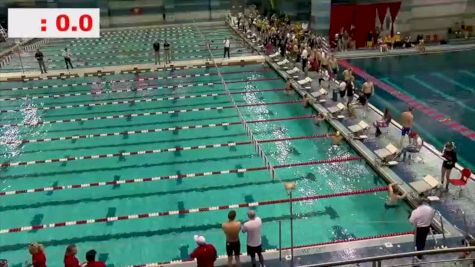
left=0, top=183, right=379, bottom=234
left=2, top=68, right=270, bottom=92
left=128, top=231, right=414, bottom=267
left=0, top=115, right=313, bottom=145
left=0, top=77, right=280, bottom=102
left=194, top=23, right=276, bottom=180
left=0, top=100, right=301, bottom=128
left=0, top=156, right=360, bottom=197
left=0, top=88, right=285, bottom=113
left=0, top=134, right=330, bottom=167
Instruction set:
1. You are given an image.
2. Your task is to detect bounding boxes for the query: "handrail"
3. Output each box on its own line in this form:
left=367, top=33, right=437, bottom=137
left=299, top=246, right=475, bottom=267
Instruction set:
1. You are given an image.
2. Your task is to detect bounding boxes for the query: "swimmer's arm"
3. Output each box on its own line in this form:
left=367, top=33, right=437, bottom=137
left=398, top=192, right=408, bottom=199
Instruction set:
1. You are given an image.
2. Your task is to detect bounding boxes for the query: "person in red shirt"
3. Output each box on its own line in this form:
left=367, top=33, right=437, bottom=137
left=27, top=243, right=47, bottom=267
left=190, top=235, right=217, bottom=267
left=85, top=250, right=106, bottom=267
left=64, top=244, right=80, bottom=267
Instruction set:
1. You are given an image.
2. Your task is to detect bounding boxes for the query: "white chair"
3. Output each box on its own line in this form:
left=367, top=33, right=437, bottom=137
left=374, top=143, right=399, bottom=164
left=286, top=67, right=300, bottom=75
left=298, top=77, right=312, bottom=85
left=277, top=59, right=289, bottom=66
left=348, top=120, right=369, bottom=135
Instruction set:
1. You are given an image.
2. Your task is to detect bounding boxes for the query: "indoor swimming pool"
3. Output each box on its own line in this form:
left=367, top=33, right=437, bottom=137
left=344, top=49, right=475, bottom=171
left=0, top=62, right=414, bottom=266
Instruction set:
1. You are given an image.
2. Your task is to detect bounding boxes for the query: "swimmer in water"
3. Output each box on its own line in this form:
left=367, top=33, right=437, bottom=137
left=314, top=113, right=325, bottom=126
left=303, top=93, right=314, bottom=108
left=385, top=183, right=407, bottom=208
left=331, top=131, right=343, bottom=145
left=285, top=79, right=293, bottom=95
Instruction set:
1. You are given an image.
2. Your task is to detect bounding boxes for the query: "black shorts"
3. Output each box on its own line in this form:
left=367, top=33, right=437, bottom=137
left=226, top=241, right=240, bottom=256
left=247, top=245, right=262, bottom=257
left=364, top=93, right=372, bottom=99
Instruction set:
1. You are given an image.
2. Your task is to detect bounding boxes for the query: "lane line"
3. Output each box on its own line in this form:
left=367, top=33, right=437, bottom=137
left=0, top=176, right=373, bottom=234
left=0, top=156, right=360, bottom=197
left=0, top=88, right=285, bottom=113
left=1, top=68, right=271, bottom=92
left=1, top=115, right=313, bottom=145
left=0, top=134, right=330, bottom=167
left=0, top=100, right=301, bottom=128
left=338, top=60, right=475, bottom=140
left=431, top=72, right=475, bottom=93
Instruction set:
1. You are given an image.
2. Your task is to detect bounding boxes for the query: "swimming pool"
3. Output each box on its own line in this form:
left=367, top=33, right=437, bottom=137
left=0, top=23, right=253, bottom=73
left=0, top=62, right=414, bottom=266
left=344, top=49, right=475, bottom=171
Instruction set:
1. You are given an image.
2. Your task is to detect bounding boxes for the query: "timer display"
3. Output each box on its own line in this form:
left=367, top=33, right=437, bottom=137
left=8, top=8, right=100, bottom=38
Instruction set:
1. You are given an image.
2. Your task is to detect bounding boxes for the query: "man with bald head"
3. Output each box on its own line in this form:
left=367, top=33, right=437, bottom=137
left=242, top=210, right=264, bottom=267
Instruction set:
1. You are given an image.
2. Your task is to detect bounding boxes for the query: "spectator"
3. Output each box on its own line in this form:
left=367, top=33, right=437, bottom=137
left=85, top=250, right=105, bottom=267
left=27, top=243, right=46, bottom=267
left=400, top=106, right=414, bottom=148
left=223, top=38, right=231, bottom=58
left=441, top=142, right=457, bottom=191
left=35, top=49, right=47, bottom=74
left=190, top=235, right=218, bottom=267
left=409, top=199, right=435, bottom=260
left=301, top=46, right=308, bottom=73
left=64, top=244, right=80, bottom=267
left=328, top=55, right=339, bottom=77
left=374, top=108, right=392, bottom=137
left=153, top=40, right=160, bottom=65
left=242, top=210, right=264, bottom=267
left=338, top=80, right=347, bottom=100
left=62, top=48, right=73, bottom=70
left=346, top=77, right=355, bottom=107
left=222, top=211, right=241, bottom=267
left=164, top=40, right=171, bottom=64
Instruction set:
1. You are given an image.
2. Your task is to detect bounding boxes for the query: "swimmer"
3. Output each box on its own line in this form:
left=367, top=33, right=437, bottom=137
left=400, top=106, right=414, bottom=148
left=385, top=183, right=407, bottom=208
left=314, top=113, right=325, bottom=126
left=303, top=93, right=314, bottom=108
left=331, top=131, right=343, bottom=146
left=285, top=79, right=293, bottom=95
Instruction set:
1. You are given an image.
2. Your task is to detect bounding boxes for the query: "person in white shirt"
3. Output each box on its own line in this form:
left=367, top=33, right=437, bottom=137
left=223, top=38, right=231, bottom=58
left=301, top=47, right=308, bottom=73
left=409, top=199, right=435, bottom=259
left=62, top=48, right=73, bottom=70
left=242, top=210, right=264, bottom=267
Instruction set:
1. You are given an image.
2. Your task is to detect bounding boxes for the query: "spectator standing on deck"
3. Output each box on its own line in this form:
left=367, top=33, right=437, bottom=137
left=164, top=40, right=171, bottom=64
left=441, top=142, right=457, bottom=191
left=400, top=107, right=414, bottom=148
left=301, top=46, right=308, bottom=74
left=222, top=211, right=241, bottom=267
left=223, top=38, right=231, bottom=58
left=62, top=48, right=73, bottom=70
left=153, top=41, right=160, bottom=65
left=409, top=199, right=435, bottom=260
left=242, top=210, right=264, bottom=267
left=35, top=49, right=47, bottom=74
left=85, top=250, right=106, bottom=267
left=361, top=80, right=374, bottom=99
left=374, top=108, right=392, bottom=137
left=190, top=235, right=218, bottom=267
left=27, top=243, right=47, bottom=267
left=64, top=244, right=80, bottom=267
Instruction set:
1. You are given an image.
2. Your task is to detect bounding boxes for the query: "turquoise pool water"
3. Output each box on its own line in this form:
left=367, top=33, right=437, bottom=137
left=0, top=63, right=413, bottom=266
left=0, top=23, right=253, bottom=73
left=348, top=50, right=475, bottom=171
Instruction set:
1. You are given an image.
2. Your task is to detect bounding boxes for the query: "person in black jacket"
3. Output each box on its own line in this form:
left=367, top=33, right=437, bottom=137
left=35, top=49, right=47, bottom=74
left=441, top=142, right=457, bottom=191
left=153, top=41, right=160, bottom=65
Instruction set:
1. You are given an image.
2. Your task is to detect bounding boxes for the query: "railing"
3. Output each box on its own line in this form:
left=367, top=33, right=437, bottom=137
left=300, top=246, right=475, bottom=267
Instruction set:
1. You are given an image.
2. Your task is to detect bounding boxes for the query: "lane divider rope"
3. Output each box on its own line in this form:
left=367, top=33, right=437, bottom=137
left=0, top=100, right=301, bottom=128
left=0, top=177, right=374, bottom=233
left=0, top=156, right=360, bottom=197
left=0, top=134, right=330, bottom=167
left=0, top=88, right=285, bottom=113
left=1, top=115, right=313, bottom=145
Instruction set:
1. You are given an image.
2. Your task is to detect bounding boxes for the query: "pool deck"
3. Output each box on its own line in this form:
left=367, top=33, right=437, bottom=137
left=334, top=43, right=475, bottom=59
left=224, top=19, right=474, bottom=267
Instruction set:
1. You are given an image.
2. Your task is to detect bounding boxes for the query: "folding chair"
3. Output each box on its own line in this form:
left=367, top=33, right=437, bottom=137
left=448, top=168, right=472, bottom=197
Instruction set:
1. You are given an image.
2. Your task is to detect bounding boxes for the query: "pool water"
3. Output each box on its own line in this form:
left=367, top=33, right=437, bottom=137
left=347, top=50, right=475, bottom=171
left=0, top=63, right=413, bottom=266
left=0, top=24, right=253, bottom=73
